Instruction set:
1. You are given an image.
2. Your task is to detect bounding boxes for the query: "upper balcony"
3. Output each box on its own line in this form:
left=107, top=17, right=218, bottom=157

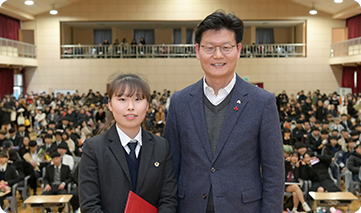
left=329, top=36, right=361, bottom=66
left=0, top=37, right=37, bottom=67
left=60, top=43, right=306, bottom=59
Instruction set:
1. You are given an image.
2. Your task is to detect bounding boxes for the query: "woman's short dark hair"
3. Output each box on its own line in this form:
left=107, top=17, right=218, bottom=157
left=195, top=10, right=244, bottom=44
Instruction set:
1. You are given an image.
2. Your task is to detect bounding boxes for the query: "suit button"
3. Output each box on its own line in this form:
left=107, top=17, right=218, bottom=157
left=203, top=194, right=207, bottom=199
left=211, top=167, right=216, bottom=173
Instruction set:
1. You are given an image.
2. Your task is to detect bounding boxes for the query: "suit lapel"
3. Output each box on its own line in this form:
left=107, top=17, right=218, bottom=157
left=108, top=125, right=132, bottom=183
left=188, top=80, right=213, bottom=161
left=136, top=129, right=155, bottom=192
left=212, top=75, right=249, bottom=162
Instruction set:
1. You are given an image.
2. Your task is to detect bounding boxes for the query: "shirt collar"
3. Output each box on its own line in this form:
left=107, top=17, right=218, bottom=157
left=54, top=164, right=62, bottom=170
left=0, top=163, right=7, bottom=171
left=203, top=73, right=236, bottom=96
left=115, top=125, right=142, bottom=148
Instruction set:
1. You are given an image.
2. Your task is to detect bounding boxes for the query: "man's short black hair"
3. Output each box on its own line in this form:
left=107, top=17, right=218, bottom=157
left=195, top=10, right=244, bottom=44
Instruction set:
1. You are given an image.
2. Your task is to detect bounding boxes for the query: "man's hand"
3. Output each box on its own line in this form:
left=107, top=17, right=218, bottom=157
left=44, top=184, right=51, bottom=191
left=30, top=162, right=38, bottom=168
left=342, top=167, right=347, bottom=173
left=58, top=183, right=65, bottom=190
left=318, top=143, right=326, bottom=149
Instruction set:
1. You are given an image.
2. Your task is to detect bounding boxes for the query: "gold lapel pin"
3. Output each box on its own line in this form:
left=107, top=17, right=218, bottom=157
left=236, top=100, right=241, bottom=104
left=154, top=162, right=160, bottom=167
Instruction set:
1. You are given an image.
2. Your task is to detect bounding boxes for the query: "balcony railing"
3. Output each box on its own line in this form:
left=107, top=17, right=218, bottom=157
left=61, top=43, right=306, bottom=59
left=0, top=37, right=36, bottom=58
left=330, top=37, right=361, bottom=57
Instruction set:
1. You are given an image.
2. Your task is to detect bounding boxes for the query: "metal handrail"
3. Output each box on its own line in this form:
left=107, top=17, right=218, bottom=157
left=0, top=37, right=36, bottom=58
left=61, top=43, right=306, bottom=59
left=330, top=36, right=361, bottom=57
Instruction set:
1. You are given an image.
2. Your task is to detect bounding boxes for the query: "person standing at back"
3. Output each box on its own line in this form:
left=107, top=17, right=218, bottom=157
left=164, top=10, right=284, bottom=213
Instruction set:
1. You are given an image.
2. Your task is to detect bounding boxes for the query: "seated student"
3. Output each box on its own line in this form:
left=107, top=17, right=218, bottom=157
left=284, top=145, right=293, bottom=159
left=313, top=130, right=330, bottom=155
left=0, top=152, right=19, bottom=208
left=330, top=117, right=344, bottom=137
left=23, top=140, right=47, bottom=195
left=300, top=151, right=341, bottom=192
left=330, top=129, right=339, bottom=139
left=7, top=128, right=16, bottom=144
left=294, top=142, right=309, bottom=159
left=42, top=152, right=73, bottom=213
left=61, top=132, right=75, bottom=155
left=323, top=136, right=341, bottom=157
left=339, top=129, right=350, bottom=152
left=283, top=128, right=291, bottom=145
left=7, top=149, right=25, bottom=181
left=0, top=130, right=6, bottom=147
left=291, top=120, right=307, bottom=145
left=53, top=143, right=74, bottom=171
left=18, top=136, right=30, bottom=159
left=346, top=142, right=361, bottom=184
left=306, top=127, right=321, bottom=153
left=303, top=121, right=312, bottom=138
left=334, top=138, right=356, bottom=191
left=54, top=132, right=65, bottom=146
left=285, top=152, right=311, bottom=212
left=41, top=134, right=57, bottom=156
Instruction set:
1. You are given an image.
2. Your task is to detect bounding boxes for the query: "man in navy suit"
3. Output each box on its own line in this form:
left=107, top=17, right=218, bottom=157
left=164, top=10, right=285, bottom=212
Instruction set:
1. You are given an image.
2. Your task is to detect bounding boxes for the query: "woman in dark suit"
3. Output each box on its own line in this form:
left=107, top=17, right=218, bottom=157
left=79, top=74, right=177, bottom=213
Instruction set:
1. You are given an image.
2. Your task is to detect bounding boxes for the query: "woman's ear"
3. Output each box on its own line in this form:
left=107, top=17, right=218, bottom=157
left=108, top=100, right=113, bottom=112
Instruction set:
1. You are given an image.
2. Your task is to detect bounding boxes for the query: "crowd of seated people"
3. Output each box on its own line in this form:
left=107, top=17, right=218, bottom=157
left=0, top=88, right=171, bottom=212
left=280, top=89, right=361, bottom=211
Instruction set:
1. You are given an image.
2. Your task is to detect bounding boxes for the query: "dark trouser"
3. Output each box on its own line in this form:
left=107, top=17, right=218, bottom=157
left=30, top=170, right=41, bottom=194
left=70, top=186, right=79, bottom=211
left=42, top=184, right=68, bottom=213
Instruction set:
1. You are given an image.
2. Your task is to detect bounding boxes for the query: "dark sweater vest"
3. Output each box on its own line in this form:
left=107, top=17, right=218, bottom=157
left=203, top=90, right=233, bottom=212
left=124, top=148, right=142, bottom=192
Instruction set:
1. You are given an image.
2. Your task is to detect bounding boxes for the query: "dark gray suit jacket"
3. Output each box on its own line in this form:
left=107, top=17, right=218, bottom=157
left=79, top=125, right=177, bottom=213
left=164, top=74, right=285, bottom=213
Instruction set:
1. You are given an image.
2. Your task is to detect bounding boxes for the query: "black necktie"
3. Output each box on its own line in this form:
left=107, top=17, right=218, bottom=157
left=128, top=140, right=138, bottom=162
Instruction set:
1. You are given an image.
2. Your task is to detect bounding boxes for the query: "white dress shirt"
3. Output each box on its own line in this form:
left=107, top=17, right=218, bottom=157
left=116, top=125, right=142, bottom=158
left=51, top=154, right=74, bottom=170
left=203, top=73, right=236, bottom=106
left=0, top=163, right=7, bottom=172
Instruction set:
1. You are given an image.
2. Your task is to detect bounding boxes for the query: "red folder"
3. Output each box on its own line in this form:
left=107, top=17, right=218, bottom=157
left=124, top=191, right=158, bottom=213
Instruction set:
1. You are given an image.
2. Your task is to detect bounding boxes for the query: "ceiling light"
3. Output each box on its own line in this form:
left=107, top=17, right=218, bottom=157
left=309, top=4, right=317, bottom=15
left=24, top=0, right=34, bottom=5
left=0, top=0, right=7, bottom=7
left=334, top=0, right=343, bottom=3
left=49, top=5, right=58, bottom=15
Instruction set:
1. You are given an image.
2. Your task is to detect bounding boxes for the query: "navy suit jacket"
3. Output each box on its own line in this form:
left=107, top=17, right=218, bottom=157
left=164, top=74, right=285, bottom=213
left=79, top=125, right=177, bottom=213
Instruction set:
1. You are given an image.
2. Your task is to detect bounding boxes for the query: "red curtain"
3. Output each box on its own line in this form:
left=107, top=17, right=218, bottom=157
left=0, top=13, right=20, bottom=40
left=0, top=68, right=14, bottom=99
left=342, top=67, right=356, bottom=93
left=346, top=14, right=361, bottom=39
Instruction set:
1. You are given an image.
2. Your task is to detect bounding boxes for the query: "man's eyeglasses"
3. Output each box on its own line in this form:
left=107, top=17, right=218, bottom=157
left=200, top=44, right=237, bottom=54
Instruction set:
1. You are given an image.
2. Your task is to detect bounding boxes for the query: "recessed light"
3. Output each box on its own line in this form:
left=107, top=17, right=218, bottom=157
left=334, top=0, right=343, bottom=3
left=24, top=0, right=34, bottom=5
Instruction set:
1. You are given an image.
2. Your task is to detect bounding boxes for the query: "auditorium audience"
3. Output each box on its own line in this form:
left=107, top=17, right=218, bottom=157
left=2, top=88, right=361, bottom=211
